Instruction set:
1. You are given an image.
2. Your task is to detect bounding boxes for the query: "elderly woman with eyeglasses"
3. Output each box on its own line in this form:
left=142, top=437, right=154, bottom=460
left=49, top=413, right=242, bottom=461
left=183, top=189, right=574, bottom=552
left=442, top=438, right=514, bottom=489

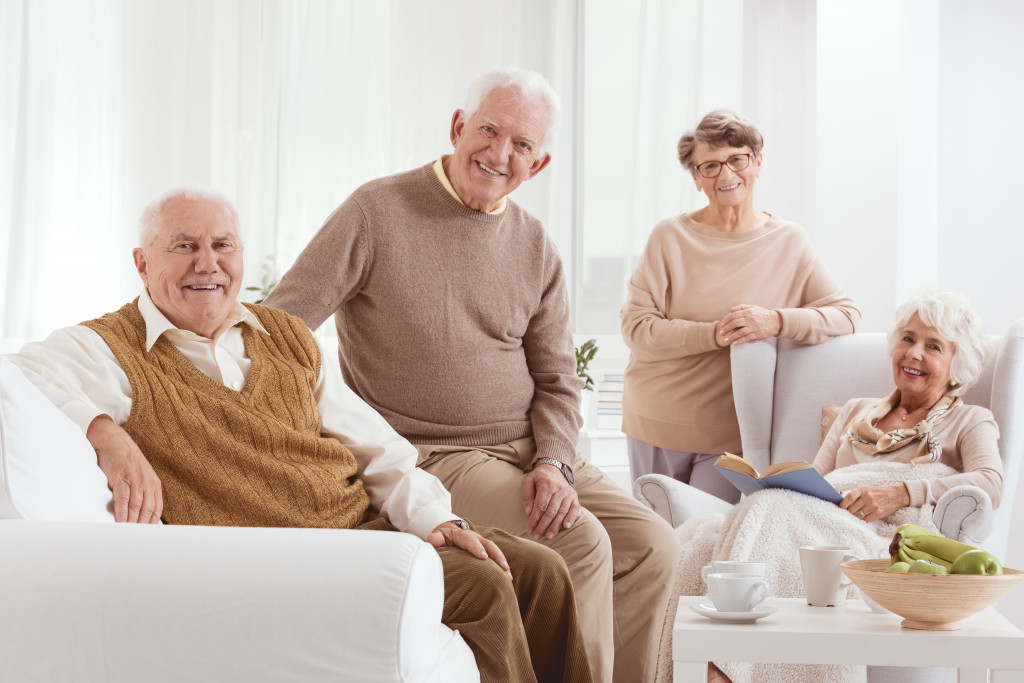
left=620, top=110, right=861, bottom=500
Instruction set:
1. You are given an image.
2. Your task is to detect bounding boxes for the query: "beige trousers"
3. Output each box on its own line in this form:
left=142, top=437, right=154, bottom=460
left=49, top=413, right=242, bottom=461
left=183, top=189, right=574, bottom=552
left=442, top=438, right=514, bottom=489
left=418, top=438, right=680, bottom=683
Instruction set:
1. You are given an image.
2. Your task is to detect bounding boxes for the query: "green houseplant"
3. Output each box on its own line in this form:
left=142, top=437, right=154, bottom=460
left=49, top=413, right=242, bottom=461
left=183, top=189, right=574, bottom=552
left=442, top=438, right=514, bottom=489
left=245, top=256, right=278, bottom=304
left=575, top=338, right=598, bottom=392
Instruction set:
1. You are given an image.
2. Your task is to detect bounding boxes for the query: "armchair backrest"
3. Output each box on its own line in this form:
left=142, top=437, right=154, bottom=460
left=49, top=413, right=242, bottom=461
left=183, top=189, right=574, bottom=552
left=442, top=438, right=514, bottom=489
left=731, top=318, right=1024, bottom=563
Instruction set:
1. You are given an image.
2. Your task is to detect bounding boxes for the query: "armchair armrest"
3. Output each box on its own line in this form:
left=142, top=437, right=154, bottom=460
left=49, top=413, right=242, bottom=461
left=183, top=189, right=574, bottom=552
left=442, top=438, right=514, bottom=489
left=932, top=485, right=994, bottom=546
left=633, top=474, right=735, bottom=528
left=0, top=520, right=474, bottom=683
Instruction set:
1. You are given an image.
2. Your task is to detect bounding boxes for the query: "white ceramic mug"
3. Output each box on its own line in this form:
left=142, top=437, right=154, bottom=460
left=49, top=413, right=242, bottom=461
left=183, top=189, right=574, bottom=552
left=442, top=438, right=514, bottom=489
left=706, top=572, right=772, bottom=613
left=799, top=545, right=858, bottom=607
left=701, top=561, right=767, bottom=584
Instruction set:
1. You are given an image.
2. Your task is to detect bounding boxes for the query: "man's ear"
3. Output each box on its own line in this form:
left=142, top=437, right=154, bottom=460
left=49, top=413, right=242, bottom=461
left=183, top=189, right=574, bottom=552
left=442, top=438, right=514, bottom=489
left=132, top=248, right=149, bottom=285
left=450, top=109, right=466, bottom=147
left=526, top=152, right=552, bottom=179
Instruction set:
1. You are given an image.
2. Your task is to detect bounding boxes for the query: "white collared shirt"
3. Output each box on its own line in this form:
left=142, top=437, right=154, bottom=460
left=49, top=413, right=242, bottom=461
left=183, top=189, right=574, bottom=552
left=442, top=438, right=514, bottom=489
left=10, top=291, right=458, bottom=539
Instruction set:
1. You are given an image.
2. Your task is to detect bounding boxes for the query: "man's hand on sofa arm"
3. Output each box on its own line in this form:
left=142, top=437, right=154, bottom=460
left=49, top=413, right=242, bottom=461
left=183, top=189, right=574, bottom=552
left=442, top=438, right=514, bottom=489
left=427, top=521, right=513, bottom=581
left=87, top=415, right=163, bottom=524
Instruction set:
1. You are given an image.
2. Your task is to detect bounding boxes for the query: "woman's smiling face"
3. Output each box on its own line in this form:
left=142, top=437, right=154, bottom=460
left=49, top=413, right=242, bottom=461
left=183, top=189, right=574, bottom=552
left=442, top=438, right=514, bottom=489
left=891, top=313, right=956, bottom=406
left=691, top=142, right=761, bottom=209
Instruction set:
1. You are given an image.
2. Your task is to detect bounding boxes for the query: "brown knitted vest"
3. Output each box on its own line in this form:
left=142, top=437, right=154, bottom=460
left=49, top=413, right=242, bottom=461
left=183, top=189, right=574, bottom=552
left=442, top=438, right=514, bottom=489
left=82, top=300, right=370, bottom=528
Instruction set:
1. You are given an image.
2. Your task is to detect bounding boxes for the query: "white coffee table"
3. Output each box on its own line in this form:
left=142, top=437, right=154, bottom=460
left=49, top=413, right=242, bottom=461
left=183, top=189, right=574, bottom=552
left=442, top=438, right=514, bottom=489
left=673, top=596, right=1024, bottom=683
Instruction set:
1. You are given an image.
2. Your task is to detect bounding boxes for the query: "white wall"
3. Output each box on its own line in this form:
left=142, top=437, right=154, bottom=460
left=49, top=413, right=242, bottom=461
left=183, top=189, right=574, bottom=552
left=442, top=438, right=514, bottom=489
left=810, top=1, right=1023, bottom=336
left=938, top=1, right=1024, bottom=335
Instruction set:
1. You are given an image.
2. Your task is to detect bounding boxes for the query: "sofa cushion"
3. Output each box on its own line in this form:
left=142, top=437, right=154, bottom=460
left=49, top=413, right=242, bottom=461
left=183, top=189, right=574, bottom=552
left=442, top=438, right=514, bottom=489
left=0, top=357, right=114, bottom=521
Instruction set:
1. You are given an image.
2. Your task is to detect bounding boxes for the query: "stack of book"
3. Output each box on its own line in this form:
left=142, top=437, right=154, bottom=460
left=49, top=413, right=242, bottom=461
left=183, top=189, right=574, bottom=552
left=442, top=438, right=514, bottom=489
left=594, top=373, right=624, bottom=431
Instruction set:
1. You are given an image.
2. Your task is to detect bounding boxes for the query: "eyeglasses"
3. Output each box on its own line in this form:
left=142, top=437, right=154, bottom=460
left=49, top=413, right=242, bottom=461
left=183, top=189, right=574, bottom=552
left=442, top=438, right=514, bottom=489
left=694, top=153, right=755, bottom=178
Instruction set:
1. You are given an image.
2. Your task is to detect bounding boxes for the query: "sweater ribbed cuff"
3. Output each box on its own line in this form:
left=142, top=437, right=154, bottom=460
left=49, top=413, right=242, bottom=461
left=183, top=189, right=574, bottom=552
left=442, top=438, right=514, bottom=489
left=533, top=441, right=578, bottom=469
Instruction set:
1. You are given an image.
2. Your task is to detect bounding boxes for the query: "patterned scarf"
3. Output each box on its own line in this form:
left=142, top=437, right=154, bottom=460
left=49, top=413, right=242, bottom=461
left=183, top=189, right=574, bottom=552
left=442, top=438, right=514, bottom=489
left=845, top=389, right=962, bottom=464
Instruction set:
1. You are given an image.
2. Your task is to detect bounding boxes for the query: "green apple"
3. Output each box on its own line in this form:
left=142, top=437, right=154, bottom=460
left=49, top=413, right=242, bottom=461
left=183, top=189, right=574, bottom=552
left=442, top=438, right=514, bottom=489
left=907, top=559, right=948, bottom=574
left=950, top=549, right=1003, bottom=575
left=886, top=562, right=911, bottom=573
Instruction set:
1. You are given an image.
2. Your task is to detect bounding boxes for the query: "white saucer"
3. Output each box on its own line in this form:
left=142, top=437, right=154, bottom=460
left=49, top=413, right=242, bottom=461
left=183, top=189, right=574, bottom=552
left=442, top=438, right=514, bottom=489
left=690, top=603, right=778, bottom=624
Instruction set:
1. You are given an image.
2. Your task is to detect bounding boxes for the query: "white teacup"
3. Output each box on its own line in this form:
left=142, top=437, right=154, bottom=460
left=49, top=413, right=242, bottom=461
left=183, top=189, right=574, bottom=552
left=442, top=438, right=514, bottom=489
left=706, top=572, right=772, bottom=613
left=701, top=561, right=767, bottom=584
left=799, top=545, right=858, bottom=607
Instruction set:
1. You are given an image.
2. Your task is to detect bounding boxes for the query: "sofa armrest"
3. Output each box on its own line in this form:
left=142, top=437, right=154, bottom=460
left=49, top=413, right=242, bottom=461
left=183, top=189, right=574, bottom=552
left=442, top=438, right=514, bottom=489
left=633, top=474, right=735, bottom=528
left=932, top=485, right=994, bottom=546
left=0, top=520, right=475, bottom=683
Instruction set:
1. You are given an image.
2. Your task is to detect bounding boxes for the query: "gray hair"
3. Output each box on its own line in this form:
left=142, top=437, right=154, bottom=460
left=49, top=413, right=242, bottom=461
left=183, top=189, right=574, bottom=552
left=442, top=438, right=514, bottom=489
left=677, top=109, right=764, bottom=172
left=886, top=287, right=990, bottom=396
left=462, top=66, right=562, bottom=155
left=137, top=186, right=240, bottom=249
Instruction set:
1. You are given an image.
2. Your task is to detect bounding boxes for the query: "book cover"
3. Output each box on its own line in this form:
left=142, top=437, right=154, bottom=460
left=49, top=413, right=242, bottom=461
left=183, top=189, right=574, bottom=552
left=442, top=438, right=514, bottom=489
left=712, top=454, right=843, bottom=504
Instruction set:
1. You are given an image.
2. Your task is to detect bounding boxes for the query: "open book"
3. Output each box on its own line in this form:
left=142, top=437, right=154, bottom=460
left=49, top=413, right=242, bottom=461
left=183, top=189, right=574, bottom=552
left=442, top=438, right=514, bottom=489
left=712, top=453, right=843, bottom=504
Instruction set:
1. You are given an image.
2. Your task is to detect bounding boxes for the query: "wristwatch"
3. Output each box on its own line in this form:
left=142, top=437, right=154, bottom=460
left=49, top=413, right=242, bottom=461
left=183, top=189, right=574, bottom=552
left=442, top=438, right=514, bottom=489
left=447, top=519, right=469, bottom=530
left=533, top=457, right=574, bottom=485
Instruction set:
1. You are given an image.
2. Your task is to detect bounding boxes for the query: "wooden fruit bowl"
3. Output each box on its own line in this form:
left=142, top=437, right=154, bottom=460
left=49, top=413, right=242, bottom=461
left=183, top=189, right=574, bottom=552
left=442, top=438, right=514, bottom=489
left=840, top=559, right=1024, bottom=630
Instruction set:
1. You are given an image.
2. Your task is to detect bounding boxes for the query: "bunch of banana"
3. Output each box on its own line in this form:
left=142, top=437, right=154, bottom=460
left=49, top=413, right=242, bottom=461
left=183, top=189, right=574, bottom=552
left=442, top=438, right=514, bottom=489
left=888, top=524, right=978, bottom=571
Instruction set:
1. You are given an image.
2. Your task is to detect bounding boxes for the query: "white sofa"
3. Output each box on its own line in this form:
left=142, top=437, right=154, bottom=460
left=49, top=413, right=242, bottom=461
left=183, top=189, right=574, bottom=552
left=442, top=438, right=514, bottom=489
left=0, top=356, right=479, bottom=682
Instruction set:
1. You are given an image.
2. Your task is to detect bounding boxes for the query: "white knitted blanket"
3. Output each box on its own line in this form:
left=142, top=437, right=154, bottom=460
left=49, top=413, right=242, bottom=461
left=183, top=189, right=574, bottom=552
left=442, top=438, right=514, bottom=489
left=656, top=461, right=956, bottom=683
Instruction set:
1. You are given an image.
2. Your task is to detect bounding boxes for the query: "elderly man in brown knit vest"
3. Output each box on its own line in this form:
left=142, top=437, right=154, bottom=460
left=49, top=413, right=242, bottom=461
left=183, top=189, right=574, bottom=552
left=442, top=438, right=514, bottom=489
left=11, top=187, right=593, bottom=683
left=263, top=67, right=680, bottom=683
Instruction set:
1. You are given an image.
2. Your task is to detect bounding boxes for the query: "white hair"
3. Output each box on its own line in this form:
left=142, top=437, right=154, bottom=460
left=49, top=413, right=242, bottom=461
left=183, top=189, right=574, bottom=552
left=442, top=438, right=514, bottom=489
left=462, top=66, right=562, bottom=155
left=886, top=286, right=990, bottom=396
left=137, top=186, right=240, bottom=249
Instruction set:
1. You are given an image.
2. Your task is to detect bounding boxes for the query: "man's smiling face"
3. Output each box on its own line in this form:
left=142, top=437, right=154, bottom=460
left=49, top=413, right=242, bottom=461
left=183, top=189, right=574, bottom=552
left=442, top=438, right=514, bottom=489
left=444, top=86, right=552, bottom=213
left=133, top=195, right=243, bottom=339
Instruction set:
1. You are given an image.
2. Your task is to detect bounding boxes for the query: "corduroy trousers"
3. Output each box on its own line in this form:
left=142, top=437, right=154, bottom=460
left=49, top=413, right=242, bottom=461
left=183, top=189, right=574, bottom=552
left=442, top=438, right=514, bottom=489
left=417, top=437, right=680, bottom=683
left=362, top=517, right=592, bottom=683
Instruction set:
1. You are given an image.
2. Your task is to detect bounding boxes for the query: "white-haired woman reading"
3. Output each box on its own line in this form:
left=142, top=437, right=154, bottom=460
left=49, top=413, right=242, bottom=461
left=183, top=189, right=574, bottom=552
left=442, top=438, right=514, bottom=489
left=664, top=288, right=1003, bottom=683
left=816, top=287, right=1001, bottom=522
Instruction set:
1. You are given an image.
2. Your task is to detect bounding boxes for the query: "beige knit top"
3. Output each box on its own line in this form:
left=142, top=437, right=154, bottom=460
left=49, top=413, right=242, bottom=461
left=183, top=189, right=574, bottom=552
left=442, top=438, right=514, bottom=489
left=264, top=163, right=583, bottom=466
left=83, top=301, right=371, bottom=528
left=813, top=397, right=1003, bottom=508
left=620, top=213, right=860, bottom=454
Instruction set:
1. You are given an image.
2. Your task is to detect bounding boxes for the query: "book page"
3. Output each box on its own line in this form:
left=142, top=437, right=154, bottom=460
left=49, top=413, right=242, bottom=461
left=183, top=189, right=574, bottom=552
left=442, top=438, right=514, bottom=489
left=760, top=460, right=813, bottom=477
left=714, top=453, right=758, bottom=478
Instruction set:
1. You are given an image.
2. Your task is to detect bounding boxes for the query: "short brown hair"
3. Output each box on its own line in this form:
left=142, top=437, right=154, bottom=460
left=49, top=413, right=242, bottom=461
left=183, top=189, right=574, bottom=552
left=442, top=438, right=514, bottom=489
left=677, top=109, right=764, bottom=171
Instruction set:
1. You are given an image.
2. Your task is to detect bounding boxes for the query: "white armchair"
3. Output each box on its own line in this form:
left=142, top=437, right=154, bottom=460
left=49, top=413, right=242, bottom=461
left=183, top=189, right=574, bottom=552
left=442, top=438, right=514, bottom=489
left=0, top=356, right=479, bottom=682
left=634, top=317, right=1024, bottom=561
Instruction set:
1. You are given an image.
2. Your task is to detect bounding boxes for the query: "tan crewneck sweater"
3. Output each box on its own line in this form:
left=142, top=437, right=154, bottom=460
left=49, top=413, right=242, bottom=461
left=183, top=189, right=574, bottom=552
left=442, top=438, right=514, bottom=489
left=265, top=163, right=582, bottom=465
left=83, top=301, right=371, bottom=528
left=621, top=213, right=860, bottom=454
left=814, top=397, right=1003, bottom=507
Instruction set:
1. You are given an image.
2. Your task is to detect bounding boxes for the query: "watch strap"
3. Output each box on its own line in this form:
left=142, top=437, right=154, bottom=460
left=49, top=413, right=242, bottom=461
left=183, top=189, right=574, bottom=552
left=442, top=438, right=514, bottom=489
left=533, top=457, right=574, bottom=485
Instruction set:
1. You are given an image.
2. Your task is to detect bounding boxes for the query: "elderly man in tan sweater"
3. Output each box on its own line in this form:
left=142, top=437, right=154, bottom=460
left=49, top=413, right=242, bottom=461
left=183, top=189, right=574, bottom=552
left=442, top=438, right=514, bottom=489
left=11, top=187, right=593, bottom=683
left=264, top=67, right=679, bottom=683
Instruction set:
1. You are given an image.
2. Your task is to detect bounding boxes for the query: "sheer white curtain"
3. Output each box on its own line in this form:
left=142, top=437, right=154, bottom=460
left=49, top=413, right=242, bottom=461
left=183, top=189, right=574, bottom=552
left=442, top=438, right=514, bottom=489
left=238, top=0, right=578, bottom=307
left=577, top=0, right=745, bottom=333
left=1, top=0, right=577, bottom=340
left=2, top=0, right=131, bottom=338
